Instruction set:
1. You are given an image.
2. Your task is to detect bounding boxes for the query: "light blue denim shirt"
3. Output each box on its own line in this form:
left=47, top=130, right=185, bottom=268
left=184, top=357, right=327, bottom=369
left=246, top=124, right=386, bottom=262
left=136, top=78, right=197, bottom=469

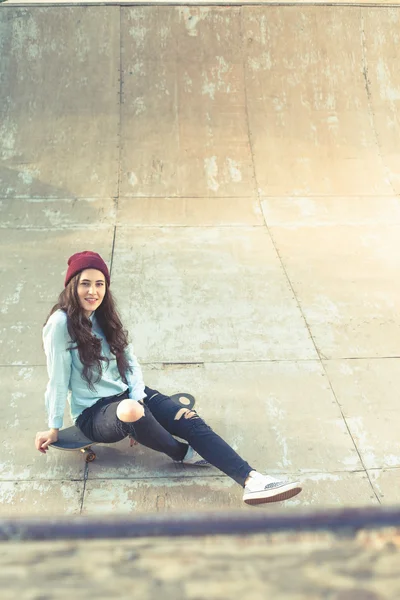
left=43, top=309, right=145, bottom=429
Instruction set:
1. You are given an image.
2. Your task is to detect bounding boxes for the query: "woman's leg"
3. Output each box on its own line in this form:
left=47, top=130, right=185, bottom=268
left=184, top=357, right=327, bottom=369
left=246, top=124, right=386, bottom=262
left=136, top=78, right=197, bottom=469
left=76, top=390, right=302, bottom=504
left=76, top=392, right=188, bottom=461
left=143, top=387, right=254, bottom=486
left=117, top=399, right=188, bottom=461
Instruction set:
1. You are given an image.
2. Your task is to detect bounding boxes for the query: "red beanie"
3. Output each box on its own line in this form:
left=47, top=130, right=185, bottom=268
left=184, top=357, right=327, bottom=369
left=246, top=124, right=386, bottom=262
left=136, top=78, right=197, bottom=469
left=65, top=251, right=110, bottom=287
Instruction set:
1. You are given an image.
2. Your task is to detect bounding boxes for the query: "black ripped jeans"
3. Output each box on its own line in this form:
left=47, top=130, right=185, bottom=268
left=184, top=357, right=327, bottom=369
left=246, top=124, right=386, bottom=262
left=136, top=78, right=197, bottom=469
left=76, top=386, right=254, bottom=486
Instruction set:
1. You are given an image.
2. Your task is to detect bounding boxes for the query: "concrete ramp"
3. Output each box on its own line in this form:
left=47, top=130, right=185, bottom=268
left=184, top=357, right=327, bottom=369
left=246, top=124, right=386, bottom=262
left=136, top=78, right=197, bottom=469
left=243, top=6, right=400, bottom=196
left=1, top=5, right=399, bottom=199
left=1, top=5, right=400, bottom=515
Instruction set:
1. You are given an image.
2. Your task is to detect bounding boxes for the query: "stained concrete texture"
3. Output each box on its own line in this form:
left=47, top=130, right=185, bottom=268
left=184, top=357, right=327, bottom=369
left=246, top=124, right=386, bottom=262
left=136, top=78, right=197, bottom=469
left=368, top=468, right=400, bottom=504
left=1, top=5, right=400, bottom=516
left=263, top=198, right=400, bottom=358
left=3, top=0, right=400, bottom=5
left=81, top=471, right=379, bottom=515
left=0, top=481, right=84, bottom=516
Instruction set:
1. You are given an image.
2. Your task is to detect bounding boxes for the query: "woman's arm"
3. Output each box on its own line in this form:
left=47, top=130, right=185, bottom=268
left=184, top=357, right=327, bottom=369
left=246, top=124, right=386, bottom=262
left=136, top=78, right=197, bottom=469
left=125, top=343, right=146, bottom=401
left=42, top=311, right=72, bottom=429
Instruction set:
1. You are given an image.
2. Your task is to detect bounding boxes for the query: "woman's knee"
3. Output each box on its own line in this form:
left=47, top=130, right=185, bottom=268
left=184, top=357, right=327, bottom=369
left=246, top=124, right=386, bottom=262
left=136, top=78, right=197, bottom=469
left=174, top=408, right=199, bottom=421
left=117, top=399, right=145, bottom=423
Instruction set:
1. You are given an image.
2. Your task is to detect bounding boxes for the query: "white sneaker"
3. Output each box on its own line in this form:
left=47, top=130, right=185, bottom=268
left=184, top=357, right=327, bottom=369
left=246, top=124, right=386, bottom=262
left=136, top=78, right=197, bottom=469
left=179, top=446, right=210, bottom=467
left=243, top=472, right=302, bottom=505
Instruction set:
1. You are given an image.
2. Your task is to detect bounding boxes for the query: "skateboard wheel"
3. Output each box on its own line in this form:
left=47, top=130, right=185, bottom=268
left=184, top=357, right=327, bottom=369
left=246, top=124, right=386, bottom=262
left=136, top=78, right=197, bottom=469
left=169, top=393, right=195, bottom=410
left=85, top=452, right=96, bottom=463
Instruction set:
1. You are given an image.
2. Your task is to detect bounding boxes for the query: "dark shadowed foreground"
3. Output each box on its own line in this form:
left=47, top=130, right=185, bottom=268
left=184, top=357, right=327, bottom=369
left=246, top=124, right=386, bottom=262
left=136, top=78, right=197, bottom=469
left=1, top=509, right=400, bottom=598
left=1, top=529, right=400, bottom=599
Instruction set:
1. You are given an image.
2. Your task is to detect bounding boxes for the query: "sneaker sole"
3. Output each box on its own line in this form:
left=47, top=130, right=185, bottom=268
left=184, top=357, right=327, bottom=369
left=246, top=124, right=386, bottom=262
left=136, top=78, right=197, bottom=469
left=243, top=484, right=302, bottom=505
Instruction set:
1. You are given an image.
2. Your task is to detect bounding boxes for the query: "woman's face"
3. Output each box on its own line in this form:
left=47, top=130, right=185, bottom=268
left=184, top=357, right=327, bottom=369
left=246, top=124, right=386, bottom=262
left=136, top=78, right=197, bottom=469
left=77, top=269, right=106, bottom=316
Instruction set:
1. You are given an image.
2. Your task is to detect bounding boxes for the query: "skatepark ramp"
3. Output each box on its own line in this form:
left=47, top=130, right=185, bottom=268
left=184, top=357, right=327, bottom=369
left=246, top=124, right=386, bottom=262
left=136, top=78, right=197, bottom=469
left=1, top=4, right=399, bottom=199
left=1, top=3, right=400, bottom=598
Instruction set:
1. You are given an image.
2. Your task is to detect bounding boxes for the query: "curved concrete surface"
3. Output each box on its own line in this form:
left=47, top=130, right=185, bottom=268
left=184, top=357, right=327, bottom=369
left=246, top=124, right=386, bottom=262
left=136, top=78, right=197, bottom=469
left=1, top=6, right=399, bottom=198
left=1, top=6, right=400, bottom=516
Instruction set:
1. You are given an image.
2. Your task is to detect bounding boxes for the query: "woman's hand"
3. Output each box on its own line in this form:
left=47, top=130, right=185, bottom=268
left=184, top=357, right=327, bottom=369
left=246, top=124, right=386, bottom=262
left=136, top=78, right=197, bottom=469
left=35, top=429, right=59, bottom=454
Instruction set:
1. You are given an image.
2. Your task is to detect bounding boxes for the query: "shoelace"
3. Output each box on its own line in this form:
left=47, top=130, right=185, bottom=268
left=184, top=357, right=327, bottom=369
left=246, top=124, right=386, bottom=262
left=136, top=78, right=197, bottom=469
left=262, top=481, right=286, bottom=489
left=247, top=477, right=287, bottom=490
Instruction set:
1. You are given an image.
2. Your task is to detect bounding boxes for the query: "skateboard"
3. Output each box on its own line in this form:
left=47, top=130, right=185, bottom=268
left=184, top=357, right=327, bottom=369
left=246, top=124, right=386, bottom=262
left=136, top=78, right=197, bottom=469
left=49, top=392, right=196, bottom=462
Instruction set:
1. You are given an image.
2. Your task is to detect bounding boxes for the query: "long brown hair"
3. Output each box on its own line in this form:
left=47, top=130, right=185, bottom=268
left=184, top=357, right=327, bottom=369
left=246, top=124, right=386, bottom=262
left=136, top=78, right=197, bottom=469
left=45, top=274, right=131, bottom=391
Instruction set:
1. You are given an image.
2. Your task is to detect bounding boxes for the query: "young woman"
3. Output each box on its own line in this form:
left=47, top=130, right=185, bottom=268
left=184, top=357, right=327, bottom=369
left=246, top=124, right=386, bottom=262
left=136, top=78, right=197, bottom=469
left=35, top=251, right=302, bottom=505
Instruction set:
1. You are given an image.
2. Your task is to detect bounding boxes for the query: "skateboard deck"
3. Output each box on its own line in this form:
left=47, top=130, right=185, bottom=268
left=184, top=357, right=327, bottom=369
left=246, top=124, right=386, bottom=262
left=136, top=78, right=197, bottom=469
left=49, top=392, right=196, bottom=462
left=50, top=427, right=98, bottom=462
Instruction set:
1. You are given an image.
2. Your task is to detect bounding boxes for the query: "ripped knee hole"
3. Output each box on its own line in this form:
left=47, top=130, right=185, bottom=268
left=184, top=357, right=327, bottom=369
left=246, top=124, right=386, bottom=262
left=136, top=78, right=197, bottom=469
left=174, top=408, right=199, bottom=421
